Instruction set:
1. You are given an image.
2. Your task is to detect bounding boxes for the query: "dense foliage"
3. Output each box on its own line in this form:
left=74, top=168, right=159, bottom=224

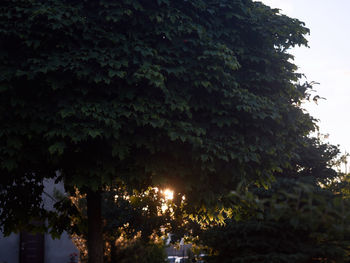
left=0, top=0, right=312, bottom=227
left=281, top=136, right=340, bottom=184
left=202, top=179, right=350, bottom=263
left=199, top=138, right=350, bottom=263
left=1, top=0, right=315, bottom=261
left=108, top=239, right=166, bottom=263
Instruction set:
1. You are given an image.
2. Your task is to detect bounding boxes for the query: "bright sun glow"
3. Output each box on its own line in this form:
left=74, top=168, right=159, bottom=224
left=163, top=189, right=174, bottom=200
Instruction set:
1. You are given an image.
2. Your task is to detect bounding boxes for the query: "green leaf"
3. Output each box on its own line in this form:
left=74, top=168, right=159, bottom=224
left=48, top=142, right=66, bottom=155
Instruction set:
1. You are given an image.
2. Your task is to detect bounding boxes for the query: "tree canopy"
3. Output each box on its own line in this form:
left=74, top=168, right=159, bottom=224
left=1, top=0, right=314, bottom=262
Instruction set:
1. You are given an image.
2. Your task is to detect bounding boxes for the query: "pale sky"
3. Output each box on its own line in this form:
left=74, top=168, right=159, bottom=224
left=258, top=0, right=350, bottom=153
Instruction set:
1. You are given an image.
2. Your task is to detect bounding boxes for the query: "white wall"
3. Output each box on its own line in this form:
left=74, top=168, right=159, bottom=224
left=0, top=178, right=79, bottom=263
left=0, top=233, right=19, bottom=263
left=43, top=178, right=79, bottom=262
left=45, top=232, right=78, bottom=263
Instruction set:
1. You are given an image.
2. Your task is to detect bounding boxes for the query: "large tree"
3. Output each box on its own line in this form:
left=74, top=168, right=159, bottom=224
left=0, top=0, right=312, bottom=262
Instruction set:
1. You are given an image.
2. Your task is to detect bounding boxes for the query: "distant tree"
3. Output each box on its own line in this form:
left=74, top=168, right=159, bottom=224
left=201, top=179, right=350, bottom=263
left=1, top=0, right=312, bottom=262
left=281, top=136, right=340, bottom=184
left=200, top=139, right=350, bottom=263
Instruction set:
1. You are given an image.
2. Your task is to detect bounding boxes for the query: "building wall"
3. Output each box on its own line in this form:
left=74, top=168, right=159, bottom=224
left=0, top=233, right=19, bottom=263
left=45, top=232, right=78, bottom=263
left=0, top=232, right=78, bottom=263
left=42, top=178, right=80, bottom=262
left=0, top=178, right=79, bottom=263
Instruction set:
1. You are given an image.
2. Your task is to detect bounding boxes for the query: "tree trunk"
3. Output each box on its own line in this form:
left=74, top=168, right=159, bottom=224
left=87, top=189, right=103, bottom=263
